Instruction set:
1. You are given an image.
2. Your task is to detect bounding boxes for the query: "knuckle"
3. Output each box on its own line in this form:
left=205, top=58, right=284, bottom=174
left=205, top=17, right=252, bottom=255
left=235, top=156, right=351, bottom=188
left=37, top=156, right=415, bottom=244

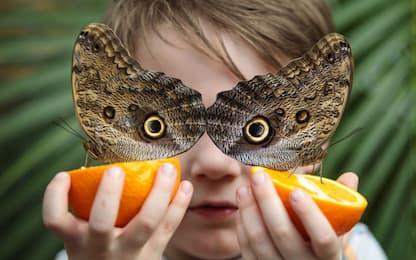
left=89, top=220, right=113, bottom=236
left=314, top=234, right=339, bottom=257
left=138, top=217, right=158, bottom=237
left=43, top=217, right=61, bottom=231
left=316, top=233, right=336, bottom=248
left=157, top=180, right=176, bottom=195
left=89, top=221, right=112, bottom=236
left=247, top=228, right=268, bottom=243
left=272, top=226, right=292, bottom=241
left=154, top=176, right=176, bottom=194
left=239, top=239, right=250, bottom=250
left=237, top=233, right=249, bottom=247
left=253, top=186, right=272, bottom=200
left=160, top=221, right=176, bottom=234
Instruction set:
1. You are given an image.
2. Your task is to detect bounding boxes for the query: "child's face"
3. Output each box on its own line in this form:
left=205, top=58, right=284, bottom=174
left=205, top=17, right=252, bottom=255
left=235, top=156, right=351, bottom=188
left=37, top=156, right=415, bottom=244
left=135, top=24, right=290, bottom=259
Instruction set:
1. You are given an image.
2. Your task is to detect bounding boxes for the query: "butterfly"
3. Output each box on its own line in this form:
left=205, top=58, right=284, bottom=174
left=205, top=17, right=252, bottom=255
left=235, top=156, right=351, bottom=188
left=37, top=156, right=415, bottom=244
left=72, top=23, right=353, bottom=170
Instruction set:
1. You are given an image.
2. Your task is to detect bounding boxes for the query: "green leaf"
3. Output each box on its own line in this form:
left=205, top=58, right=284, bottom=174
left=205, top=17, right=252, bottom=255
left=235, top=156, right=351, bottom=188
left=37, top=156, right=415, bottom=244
left=346, top=0, right=408, bottom=59
left=0, top=142, right=84, bottom=224
left=332, top=0, right=392, bottom=32
left=0, top=124, right=78, bottom=197
left=0, top=62, right=70, bottom=103
left=0, top=89, right=73, bottom=143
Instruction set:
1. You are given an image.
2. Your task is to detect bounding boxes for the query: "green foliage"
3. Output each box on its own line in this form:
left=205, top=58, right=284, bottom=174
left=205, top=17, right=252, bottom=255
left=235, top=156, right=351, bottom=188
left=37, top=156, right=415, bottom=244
left=0, top=0, right=412, bottom=259
left=326, top=0, right=413, bottom=258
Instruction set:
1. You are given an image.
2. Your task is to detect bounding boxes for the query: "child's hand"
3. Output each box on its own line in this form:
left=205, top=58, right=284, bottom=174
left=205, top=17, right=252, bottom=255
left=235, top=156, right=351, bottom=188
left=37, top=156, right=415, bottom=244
left=236, top=171, right=358, bottom=260
left=42, top=164, right=193, bottom=260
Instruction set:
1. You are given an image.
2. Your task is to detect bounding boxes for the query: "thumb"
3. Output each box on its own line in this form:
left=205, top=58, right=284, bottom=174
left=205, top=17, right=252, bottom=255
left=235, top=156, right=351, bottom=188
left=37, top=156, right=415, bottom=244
left=336, top=172, right=359, bottom=191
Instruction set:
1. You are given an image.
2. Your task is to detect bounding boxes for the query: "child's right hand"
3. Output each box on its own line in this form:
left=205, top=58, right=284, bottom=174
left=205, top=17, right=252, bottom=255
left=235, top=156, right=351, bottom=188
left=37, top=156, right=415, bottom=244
left=42, top=164, right=193, bottom=260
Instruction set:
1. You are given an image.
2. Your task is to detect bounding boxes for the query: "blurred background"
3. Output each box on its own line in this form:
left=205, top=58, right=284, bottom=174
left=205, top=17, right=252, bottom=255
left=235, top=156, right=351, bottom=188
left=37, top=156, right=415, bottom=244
left=0, top=0, right=413, bottom=259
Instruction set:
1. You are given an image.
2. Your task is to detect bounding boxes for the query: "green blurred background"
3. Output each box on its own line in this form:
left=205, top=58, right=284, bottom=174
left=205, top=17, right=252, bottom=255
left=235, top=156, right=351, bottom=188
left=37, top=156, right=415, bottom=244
left=0, top=0, right=413, bottom=259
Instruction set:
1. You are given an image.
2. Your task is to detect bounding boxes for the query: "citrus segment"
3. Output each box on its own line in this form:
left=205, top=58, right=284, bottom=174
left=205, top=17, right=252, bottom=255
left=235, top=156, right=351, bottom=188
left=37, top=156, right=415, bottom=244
left=251, top=166, right=367, bottom=238
left=68, top=158, right=180, bottom=227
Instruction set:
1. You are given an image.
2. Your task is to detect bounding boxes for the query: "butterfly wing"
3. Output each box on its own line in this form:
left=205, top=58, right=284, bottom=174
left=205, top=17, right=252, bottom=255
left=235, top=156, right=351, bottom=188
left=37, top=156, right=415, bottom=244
left=72, top=23, right=206, bottom=162
left=206, top=33, right=353, bottom=170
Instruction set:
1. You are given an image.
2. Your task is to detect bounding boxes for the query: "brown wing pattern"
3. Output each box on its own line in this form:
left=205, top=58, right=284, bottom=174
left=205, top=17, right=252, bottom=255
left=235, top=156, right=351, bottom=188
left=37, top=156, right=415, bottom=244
left=72, top=23, right=206, bottom=162
left=206, top=33, right=353, bottom=170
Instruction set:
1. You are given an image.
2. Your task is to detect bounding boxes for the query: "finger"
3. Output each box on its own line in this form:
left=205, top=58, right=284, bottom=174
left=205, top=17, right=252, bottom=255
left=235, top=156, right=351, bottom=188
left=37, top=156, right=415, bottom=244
left=120, top=163, right=177, bottom=248
left=336, top=172, right=358, bottom=190
left=141, top=181, right=193, bottom=257
left=42, top=172, right=81, bottom=241
left=88, top=167, right=125, bottom=247
left=249, top=171, right=310, bottom=259
left=294, top=163, right=319, bottom=174
left=237, top=185, right=281, bottom=259
left=290, top=189, right=340, bottom=259
left=235, top=207, right=258, bottom=260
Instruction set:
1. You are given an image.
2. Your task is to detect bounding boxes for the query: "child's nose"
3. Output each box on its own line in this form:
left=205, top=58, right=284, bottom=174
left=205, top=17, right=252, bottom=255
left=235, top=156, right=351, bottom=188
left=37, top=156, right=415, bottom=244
left=186, top=134, right=242, bottom=180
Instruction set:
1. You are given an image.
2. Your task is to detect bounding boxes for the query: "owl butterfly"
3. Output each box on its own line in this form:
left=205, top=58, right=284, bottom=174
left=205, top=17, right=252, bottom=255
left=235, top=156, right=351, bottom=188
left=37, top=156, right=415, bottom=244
left=206, top=33, right=353, bottom=170
left=72, top=23, right=206, bottom=162
left=72, top=23, right=353, bottom=171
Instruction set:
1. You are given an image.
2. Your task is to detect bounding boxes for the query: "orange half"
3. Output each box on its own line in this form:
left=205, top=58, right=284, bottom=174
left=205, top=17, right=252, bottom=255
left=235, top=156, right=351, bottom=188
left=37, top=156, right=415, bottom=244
left=251, top=167, right=367, bottom=238
left=68, top=158, right=180, bottom=227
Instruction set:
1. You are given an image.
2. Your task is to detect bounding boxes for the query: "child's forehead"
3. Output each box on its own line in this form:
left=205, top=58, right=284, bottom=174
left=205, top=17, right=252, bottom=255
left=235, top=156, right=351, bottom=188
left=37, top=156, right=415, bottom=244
left=135, top=21, right=288, bottom=72
left=133, top=24, right=226, bottom=78
left=133, top=25, right=238, bottom=106
left=133, top=24, right=287, bottom=106
left=135, top=22, right=223, bottom=62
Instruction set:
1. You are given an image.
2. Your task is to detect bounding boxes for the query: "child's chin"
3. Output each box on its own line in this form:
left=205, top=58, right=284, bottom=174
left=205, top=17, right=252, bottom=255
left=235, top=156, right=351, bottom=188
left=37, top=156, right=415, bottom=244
left=169, top=233, right=241, bottom=260
left=167, top=217, right=241, bottom=259
left=192, top=240, right=240, bottom=259
left=187, top=249, right=241, bottom=260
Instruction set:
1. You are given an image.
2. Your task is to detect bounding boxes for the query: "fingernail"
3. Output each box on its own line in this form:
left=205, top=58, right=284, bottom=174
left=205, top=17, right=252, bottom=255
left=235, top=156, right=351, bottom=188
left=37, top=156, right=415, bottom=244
left=237, top=186, right=249, bottom=201
left=106, top=167, right=123, bottom=179
left=161, top=163, right=175, bottom=178
left=55, top=172, right=68, bottom=181
left=180, top=181, right=192, bottom=195
left=290, top=189, right=305, bottom=202
left=252, top=172, right=265, bottom=186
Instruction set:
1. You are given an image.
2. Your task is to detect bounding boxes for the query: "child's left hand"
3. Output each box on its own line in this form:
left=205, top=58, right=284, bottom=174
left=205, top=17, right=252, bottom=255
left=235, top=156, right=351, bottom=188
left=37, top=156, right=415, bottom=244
left=236, top=171, right=358, bottom=260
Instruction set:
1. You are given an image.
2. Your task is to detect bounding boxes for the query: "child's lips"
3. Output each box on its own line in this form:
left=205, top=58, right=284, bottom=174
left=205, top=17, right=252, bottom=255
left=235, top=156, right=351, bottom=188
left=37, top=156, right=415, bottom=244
left=189, top=201, right=238, bottom=220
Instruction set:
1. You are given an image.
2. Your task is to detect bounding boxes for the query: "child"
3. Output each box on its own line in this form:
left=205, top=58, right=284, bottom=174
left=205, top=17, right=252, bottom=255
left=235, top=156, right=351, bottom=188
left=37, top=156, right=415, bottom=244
left=43, top=0, right=387, bottom=259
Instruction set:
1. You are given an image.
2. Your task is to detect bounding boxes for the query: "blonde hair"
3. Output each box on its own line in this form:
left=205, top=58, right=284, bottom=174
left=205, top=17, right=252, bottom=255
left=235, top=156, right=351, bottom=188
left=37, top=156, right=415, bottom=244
left=104, top=0, right=334, bottom=79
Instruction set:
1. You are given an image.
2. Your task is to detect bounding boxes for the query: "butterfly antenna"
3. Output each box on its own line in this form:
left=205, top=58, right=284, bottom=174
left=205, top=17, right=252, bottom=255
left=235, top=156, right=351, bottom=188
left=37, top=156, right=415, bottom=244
left=309, top=161, right=324, bottom=183
left=84, top=152, right=90, bottom=167
left=53, top=118, right=86, bottom=141
left=316, top=128, right=363, bottom=183
left=319, top=162, right=324, bottom=184
left=328, top=127, right=364, bottom=149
